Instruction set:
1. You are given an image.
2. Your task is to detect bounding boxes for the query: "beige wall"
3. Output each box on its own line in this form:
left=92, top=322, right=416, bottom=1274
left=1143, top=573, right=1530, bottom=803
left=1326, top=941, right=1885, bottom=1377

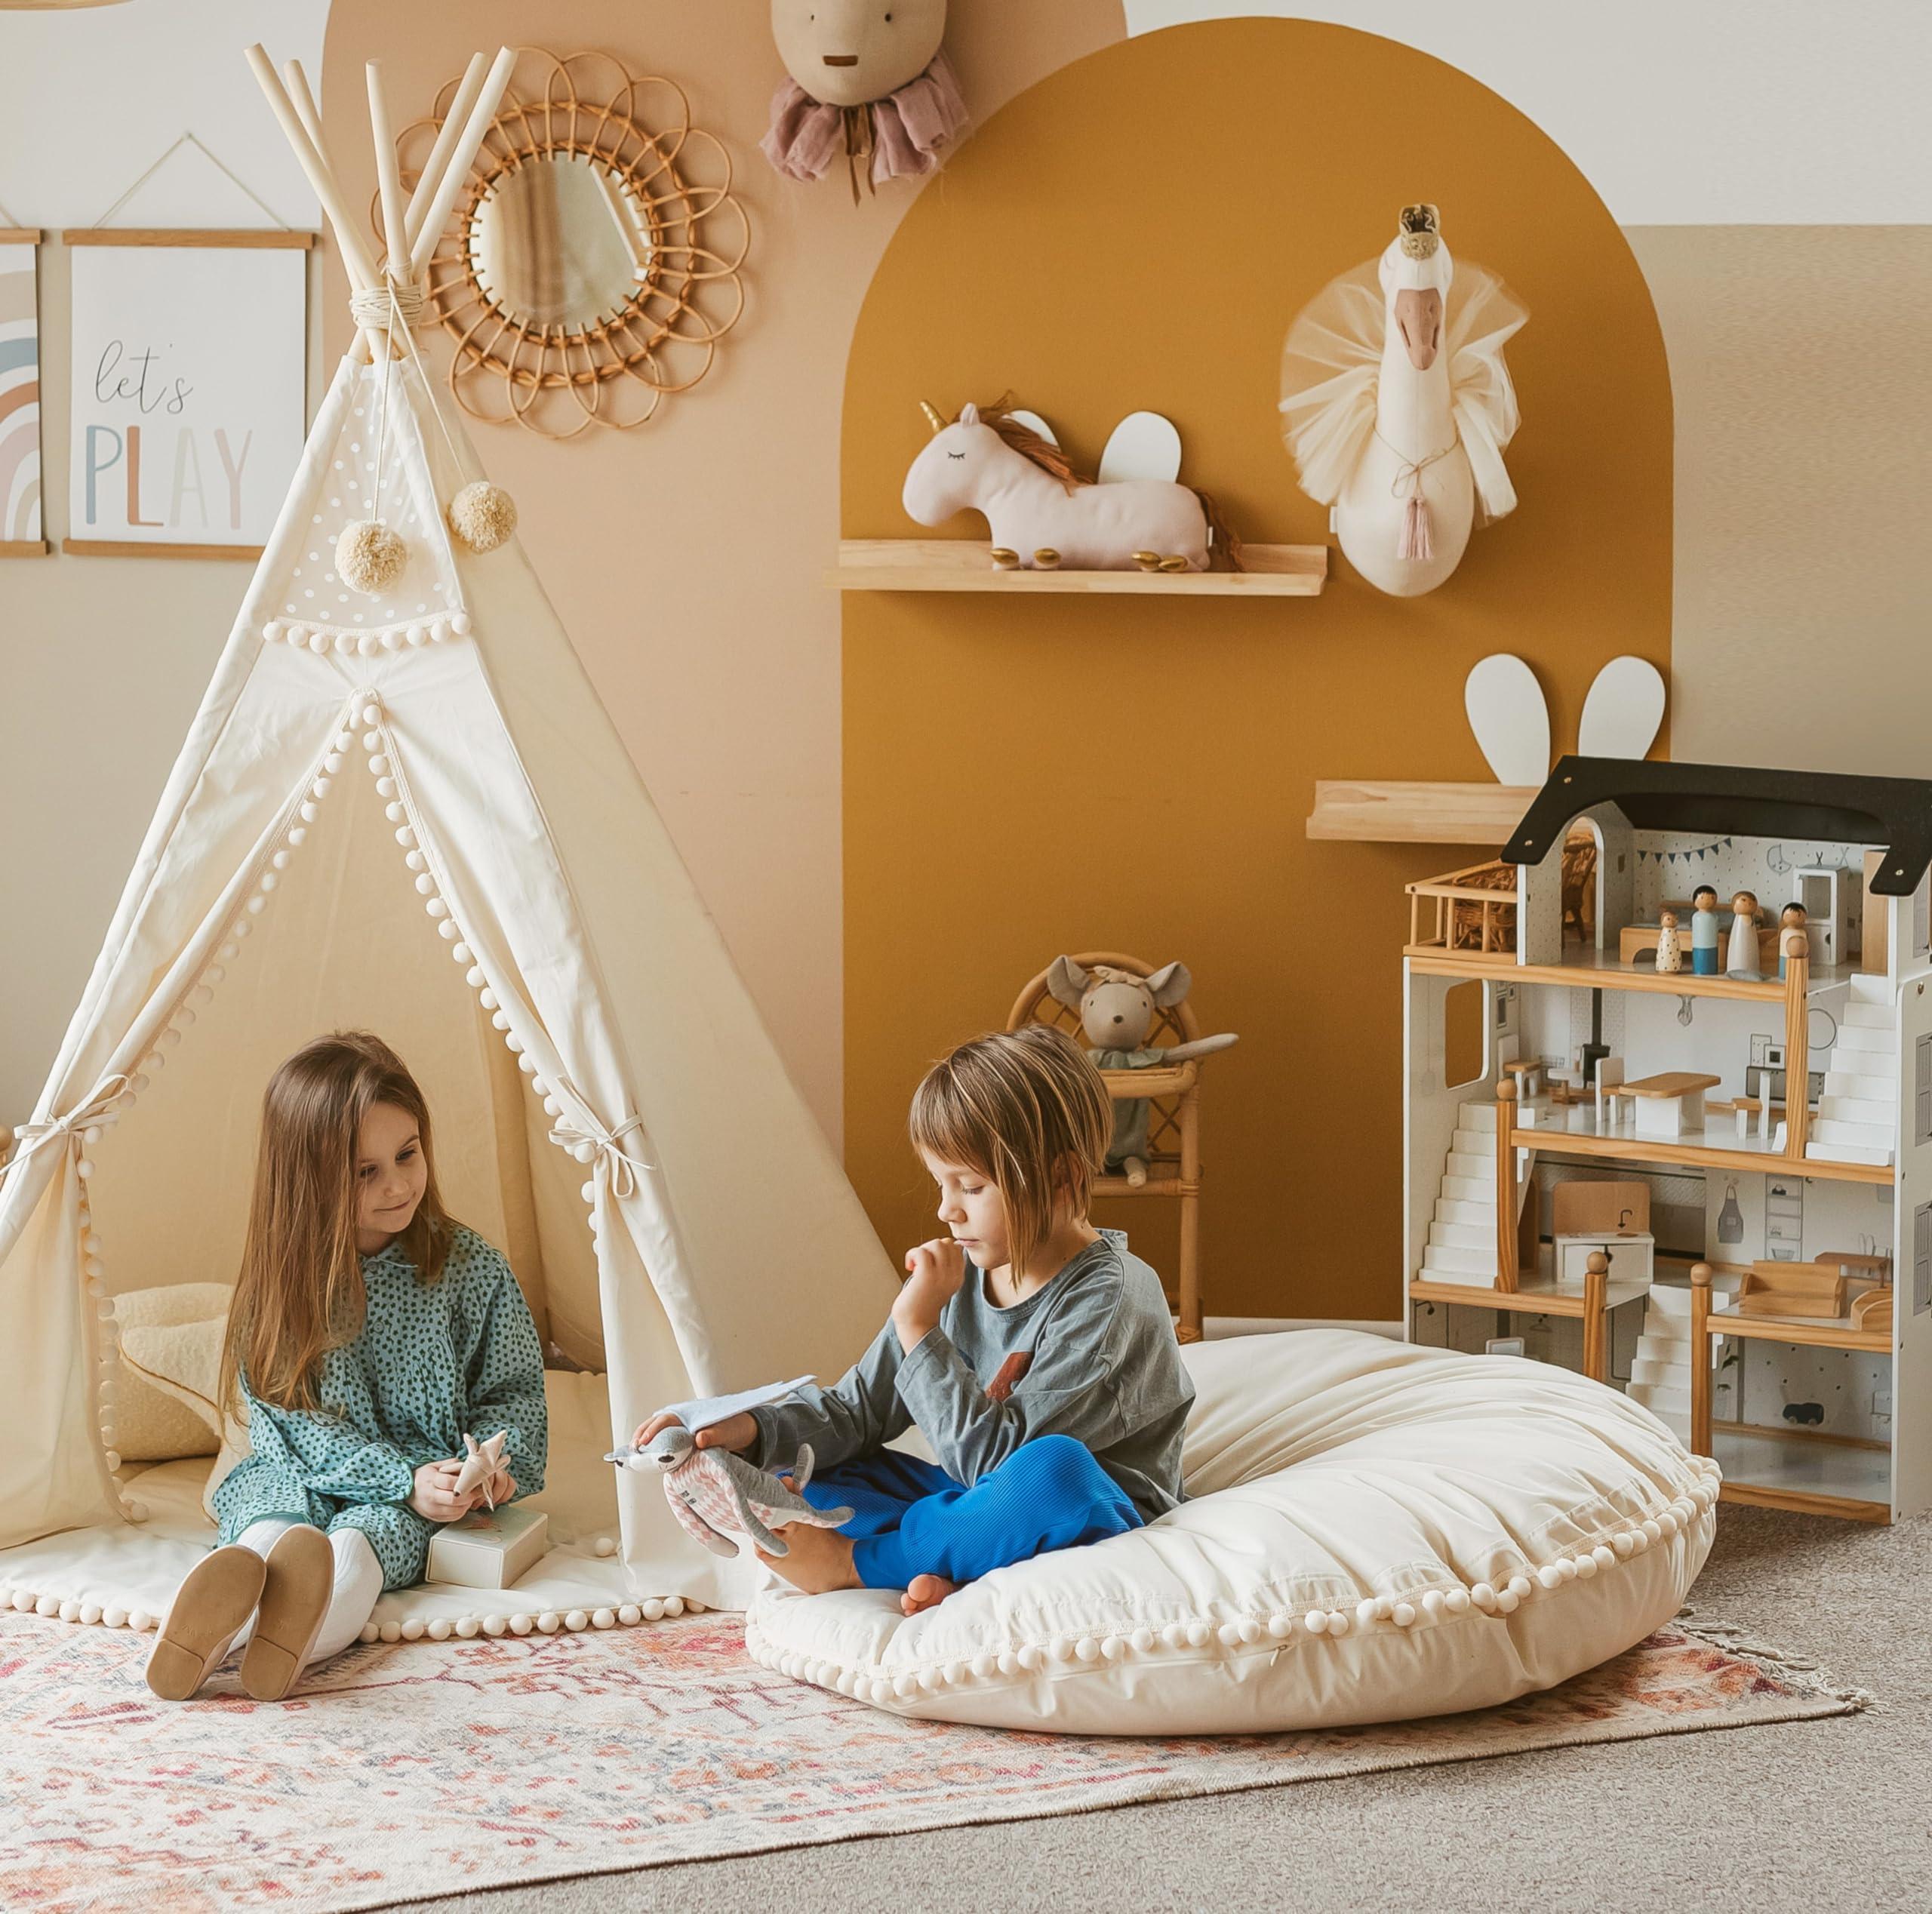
left=315, top=2, right=1127, bottom=1151
left=0, top=1, right=1122, bottom=1131
left=1627, top=226, right=1928, bottom=777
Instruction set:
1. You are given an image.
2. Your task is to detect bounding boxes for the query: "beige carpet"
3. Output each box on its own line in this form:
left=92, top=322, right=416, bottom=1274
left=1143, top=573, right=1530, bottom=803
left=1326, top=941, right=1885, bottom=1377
left=415, top=1502, right=1920, bottom=1914
left=0, top=1592, right=1857, bottom=1914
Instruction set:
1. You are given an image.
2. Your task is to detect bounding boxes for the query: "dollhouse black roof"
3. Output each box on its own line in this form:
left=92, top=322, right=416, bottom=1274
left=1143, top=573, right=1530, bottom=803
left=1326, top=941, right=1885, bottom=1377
left=1507, top=756, right=1932, bottom=897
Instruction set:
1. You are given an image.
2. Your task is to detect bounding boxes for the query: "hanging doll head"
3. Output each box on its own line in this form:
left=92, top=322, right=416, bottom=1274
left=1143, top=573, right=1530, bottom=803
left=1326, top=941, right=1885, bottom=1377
left=763, top=0, right=969, bottom=192
left=771, top=0, right=949, bottom=108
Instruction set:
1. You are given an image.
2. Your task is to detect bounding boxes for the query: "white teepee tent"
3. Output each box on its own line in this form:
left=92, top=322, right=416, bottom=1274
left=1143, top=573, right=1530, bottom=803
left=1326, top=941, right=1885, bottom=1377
left=0, top=46, right=895, bottom=1637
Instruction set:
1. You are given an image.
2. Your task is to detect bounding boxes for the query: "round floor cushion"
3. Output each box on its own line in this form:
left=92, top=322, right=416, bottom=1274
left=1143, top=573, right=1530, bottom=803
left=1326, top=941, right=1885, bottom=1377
left=745, top=1330, right=1718, bottom=1734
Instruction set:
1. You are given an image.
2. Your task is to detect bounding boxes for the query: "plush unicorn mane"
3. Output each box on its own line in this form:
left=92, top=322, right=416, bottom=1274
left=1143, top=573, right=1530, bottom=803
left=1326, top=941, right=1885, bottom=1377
left=964, top=399, right=1092, bottom=494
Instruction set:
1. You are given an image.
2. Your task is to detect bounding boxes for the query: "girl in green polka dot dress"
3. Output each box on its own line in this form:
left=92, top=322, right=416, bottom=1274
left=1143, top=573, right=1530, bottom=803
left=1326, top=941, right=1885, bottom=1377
left=145, top=1032, right=548, bottom=1703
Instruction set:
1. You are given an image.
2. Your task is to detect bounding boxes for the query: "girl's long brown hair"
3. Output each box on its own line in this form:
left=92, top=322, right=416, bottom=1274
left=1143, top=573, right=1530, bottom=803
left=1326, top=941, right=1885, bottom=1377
left=909, top=1025, right=1112, bottom=1279
left=220, top=1032, right=454, bottom=1415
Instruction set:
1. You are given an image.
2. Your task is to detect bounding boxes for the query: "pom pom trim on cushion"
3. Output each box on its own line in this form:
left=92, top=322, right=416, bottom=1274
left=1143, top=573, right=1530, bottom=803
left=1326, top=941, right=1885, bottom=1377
left=740, top=1469, right=1723, bottom=1702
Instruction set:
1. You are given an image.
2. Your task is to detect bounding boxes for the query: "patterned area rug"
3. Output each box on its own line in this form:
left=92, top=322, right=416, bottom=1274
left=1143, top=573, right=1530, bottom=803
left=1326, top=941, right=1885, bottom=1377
left=1, top=1610, right=1861, bottom=1913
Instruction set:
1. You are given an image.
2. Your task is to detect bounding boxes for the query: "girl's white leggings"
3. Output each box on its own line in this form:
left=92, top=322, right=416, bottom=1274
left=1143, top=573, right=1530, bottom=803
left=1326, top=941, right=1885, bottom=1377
left=235, top=1519, right=385, bottom=1664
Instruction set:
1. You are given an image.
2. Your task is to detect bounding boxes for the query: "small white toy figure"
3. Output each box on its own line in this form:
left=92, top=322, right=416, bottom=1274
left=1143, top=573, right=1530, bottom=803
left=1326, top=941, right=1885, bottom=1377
left=1690, top=885, right=1721, bottom=976
left=1779, top=902, right=1808, bottom=977
left=453, top=1430, right=509, bottom=1510
left=1654, top=908, right=1683, bottom=974
left=1046, top=957, right=1237, bottom=1187
left=1727, top=890, right=1761, bottom=980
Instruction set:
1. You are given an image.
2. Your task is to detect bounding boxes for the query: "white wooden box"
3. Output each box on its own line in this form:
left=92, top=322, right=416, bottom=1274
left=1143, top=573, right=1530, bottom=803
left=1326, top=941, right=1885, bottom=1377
left=426, top=1503, right=550, bottom=1589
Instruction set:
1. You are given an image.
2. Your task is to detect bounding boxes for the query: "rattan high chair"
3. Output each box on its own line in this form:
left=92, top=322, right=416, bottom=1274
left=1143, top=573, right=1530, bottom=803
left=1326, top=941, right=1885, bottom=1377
left=1008, top=951, right=1212, bottom=1343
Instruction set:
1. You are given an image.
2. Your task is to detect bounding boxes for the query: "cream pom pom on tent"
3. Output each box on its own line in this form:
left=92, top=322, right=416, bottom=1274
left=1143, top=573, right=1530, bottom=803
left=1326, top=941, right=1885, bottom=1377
left=0, top=46, right=895, bottom=1639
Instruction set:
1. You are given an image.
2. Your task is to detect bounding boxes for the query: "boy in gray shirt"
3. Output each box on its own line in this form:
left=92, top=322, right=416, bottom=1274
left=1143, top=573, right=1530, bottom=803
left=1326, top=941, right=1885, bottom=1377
left=631, top=1027, right=1194, bottom=1615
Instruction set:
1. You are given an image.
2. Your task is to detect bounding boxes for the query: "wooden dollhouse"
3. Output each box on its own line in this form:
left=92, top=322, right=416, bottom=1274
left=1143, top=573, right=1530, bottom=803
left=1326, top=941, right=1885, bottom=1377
left=1404, top=758, right=1932, bottom=1523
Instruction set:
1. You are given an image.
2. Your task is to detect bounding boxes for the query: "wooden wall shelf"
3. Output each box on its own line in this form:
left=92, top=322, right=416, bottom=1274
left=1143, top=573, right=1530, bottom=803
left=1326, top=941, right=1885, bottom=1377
left=1307, top=780, right=1534, bottom=844
left=831, top=539, right=1327, bottom=596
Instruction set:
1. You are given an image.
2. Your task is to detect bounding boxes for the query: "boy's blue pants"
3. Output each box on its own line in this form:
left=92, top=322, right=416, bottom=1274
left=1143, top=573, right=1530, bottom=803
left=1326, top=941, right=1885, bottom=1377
left=799, top=1434, right=1143, bottom=1589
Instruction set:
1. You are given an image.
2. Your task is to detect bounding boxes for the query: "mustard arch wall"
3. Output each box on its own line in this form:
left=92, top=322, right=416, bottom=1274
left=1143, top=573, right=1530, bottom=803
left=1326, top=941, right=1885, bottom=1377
left=842, top=18, right=1672, bottom=1320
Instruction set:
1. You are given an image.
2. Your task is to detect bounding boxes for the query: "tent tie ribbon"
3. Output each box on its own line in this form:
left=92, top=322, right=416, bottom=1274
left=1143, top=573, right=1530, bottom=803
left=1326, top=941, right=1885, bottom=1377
left=547, top=1083, right=651, bottom=1200
left=3, top=1074, right=133, bottom=1183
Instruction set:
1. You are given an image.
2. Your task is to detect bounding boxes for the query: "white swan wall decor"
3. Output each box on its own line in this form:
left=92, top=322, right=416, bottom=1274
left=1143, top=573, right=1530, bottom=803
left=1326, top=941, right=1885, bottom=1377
left=1280, top=205, right=1527, bottom=597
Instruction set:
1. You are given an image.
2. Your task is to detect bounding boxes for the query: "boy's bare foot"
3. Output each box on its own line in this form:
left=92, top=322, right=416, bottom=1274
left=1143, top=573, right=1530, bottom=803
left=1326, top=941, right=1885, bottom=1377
left=901, top=1574, right=957, bottom=1616
left=756, top=1522, right=861, bottom=1595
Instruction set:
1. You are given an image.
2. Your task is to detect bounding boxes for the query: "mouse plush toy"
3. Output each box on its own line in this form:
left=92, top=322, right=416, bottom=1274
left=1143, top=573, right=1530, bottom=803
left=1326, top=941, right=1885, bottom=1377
left=1047, top=957, right=1238, bottom=1187
left=624, top=1426, right=854, bottom=1560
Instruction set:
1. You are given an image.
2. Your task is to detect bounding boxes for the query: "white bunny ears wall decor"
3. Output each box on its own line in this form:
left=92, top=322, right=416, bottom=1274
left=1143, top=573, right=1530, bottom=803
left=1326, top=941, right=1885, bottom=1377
left=763, top=0, right=970, bottom=199
left=1465, top=654, right=1666, bottom=785
left=1281, top=205, right=1527, bottom=596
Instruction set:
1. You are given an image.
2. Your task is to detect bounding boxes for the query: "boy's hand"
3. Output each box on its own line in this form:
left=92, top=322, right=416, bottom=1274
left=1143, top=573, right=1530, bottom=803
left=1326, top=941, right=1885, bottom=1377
left=894, top=1237, right=966, bottom=1352
left=628, top=1409, right=758, bottom=1454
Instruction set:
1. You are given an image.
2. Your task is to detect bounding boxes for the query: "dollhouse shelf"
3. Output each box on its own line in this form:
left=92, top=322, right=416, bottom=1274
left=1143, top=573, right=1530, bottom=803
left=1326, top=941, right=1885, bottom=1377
left=1407, top=1270, right=1653, bottom=1315
left=1509, top=1122, right=1891, bottom=1188
left=1703, top=1302, right=1891, bottom=1355
left=1306, top=781, right=1535, bottom=845
left=1710, top=1426, right=1892, bottom=1523
left=830, top=540, right=1329, bottom=596
left=1405, top=947, right=1841, bottom=1004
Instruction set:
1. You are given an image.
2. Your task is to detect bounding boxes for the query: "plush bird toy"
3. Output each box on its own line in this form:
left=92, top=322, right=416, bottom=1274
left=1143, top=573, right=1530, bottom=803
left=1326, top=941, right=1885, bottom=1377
left=626, top=1427, right=854, bottom=1559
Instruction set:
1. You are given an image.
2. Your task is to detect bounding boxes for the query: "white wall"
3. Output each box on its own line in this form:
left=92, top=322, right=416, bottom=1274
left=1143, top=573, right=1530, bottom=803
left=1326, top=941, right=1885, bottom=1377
left=0, top=0, right=323, bottom=229
left=0, top=1, right=328, bottom=1120
left=1126, top=2, right=1931, bottom=223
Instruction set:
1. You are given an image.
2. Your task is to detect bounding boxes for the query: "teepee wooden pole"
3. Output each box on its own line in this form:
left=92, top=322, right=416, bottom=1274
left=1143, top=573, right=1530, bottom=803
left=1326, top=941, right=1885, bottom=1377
left=366, top=63, right=410, bottom=282
left=281, top=60, right=345, bottom=224
left=402, top=51, right=488, bottom=254
left=276, top=56, right=378, bottom=364
left=406, top=45, right=516, bottom=281
left=245, top=45, right=381, bottom=297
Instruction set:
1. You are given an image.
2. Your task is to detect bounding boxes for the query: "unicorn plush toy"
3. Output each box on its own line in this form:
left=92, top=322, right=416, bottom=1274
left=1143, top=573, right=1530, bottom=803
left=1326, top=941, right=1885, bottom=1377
left=903, top=400, right=1242, bottom=574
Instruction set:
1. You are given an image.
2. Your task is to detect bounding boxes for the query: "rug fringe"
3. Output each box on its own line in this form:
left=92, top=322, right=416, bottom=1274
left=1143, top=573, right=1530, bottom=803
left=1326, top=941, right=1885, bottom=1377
left=1673, top=1604, right=1875, bottom=1712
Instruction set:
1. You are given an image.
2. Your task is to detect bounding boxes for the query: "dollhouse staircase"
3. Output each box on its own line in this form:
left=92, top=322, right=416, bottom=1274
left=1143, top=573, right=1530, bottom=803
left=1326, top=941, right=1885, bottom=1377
left=1419, top=1102, right=1534, bottom=1285
left=1806, top=974, right=1898, bottom=1168
left=1625, top=1282, right=1694, bottom=1443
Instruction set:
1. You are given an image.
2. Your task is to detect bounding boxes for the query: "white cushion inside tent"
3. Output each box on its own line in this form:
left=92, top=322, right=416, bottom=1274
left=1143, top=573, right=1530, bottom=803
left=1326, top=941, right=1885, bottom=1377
left=745, top=1331, right=1719, bottom=1735
left=0, top=1368, right=666, bottom=1633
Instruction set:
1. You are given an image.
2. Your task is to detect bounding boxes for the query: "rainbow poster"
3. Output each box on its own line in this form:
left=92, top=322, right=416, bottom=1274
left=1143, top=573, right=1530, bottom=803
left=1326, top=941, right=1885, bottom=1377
left=66, top=235, right=306, bottom=552
left=0, top=236, right=42, bottom=552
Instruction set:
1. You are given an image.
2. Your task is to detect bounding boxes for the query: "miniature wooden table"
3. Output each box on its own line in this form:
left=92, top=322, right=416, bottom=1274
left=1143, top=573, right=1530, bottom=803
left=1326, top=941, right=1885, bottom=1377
left=1605, top=1071, right=1722, bottom=1140
left=1503, top=1057, right=1543, bottom=1100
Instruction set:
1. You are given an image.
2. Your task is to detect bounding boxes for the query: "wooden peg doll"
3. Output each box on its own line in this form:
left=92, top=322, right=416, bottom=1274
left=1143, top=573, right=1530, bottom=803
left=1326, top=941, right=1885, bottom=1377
left=1727, top=890, right=1761, bottom=980
left=1655, top=907, right=1683, bottom=974
left=1779, top=902, right=1808, bottom=976
left=1690, top=885, right=1721, bottom=975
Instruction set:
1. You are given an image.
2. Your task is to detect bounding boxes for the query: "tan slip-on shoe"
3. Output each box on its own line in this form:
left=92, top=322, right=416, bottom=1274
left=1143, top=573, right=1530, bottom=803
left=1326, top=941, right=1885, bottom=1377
left=239, top=1522, right=334, bottom=1701
left=146, top=1544, right=266, bottom=1700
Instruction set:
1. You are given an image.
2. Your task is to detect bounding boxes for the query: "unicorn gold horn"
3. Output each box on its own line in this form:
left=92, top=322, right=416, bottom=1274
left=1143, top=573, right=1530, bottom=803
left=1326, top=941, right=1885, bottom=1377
left=920, top=400, right=945, bottom=435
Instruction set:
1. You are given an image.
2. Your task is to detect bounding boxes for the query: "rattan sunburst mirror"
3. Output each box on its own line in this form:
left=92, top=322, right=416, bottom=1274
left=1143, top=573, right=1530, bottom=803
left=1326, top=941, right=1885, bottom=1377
left=395, top=48, right=748, bottom=438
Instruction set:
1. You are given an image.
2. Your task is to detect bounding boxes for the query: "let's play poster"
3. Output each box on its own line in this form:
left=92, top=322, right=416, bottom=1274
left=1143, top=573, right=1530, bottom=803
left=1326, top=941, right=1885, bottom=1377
left=67, top=241, right=304, bottom=550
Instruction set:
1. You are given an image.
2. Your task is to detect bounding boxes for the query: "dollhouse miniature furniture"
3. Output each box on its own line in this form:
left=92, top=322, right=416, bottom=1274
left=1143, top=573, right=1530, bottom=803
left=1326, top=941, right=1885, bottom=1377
left=747, top=1330, right=1717, bottom=1733
left=1604, top=1071, right=1721, bottom=1140
left=1406, top=755, right=1932, bottom=1525
left=1009, top=952, right=1213, bottom=1342
left=1405, top=834, right=1598, bottom=959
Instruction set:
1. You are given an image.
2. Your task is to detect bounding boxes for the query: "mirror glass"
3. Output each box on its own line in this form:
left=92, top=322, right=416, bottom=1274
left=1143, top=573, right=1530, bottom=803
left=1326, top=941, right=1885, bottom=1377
left=469, top=152, right=648, bottom=331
